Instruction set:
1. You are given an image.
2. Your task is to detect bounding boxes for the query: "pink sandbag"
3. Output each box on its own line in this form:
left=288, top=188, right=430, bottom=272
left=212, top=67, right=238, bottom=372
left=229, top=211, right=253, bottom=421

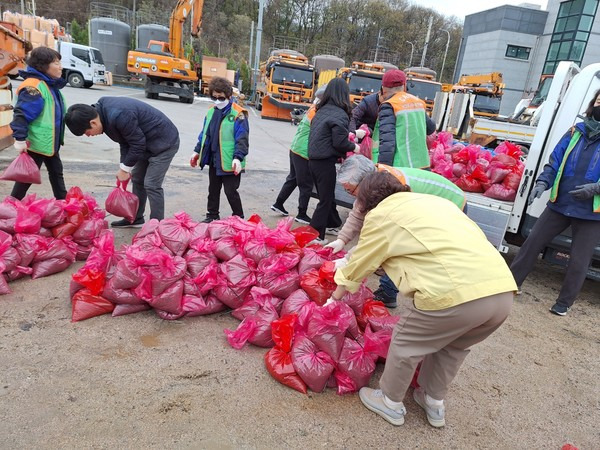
left=5, top=265, right=32, bottom=282
left=34, top=237, right=77, bottom=263
left=334, top=370, right=357, bottom=395
left=232, top=286, right=282, bottom=321
left=484, top=183, right=517, bottom=201
left=257, top=268, right=300, bottom=299
left=486, top=166, right=511, bottom=184
left=363, top=324, right=393, bottom=359
left=184, top=249, right=217, bottom=278
left=307, top=302, right=355, bottom=361
left=105, top=178, right=139, bottom=224
left=14, top=201, right=44, bottom=234
left=258, top=251, right=302, bottom=274
left=298, top=246, right=335, bottom=275
left=193, top=261, right=221, bottom=295
left=213, top=284, right=251, bottom=309
left=40, top=199, right=65, bottom=228
left=264, top=217, right=296, bottom=250
left=0, top=197, right=19, bottom=220
left=337, top=337, right=378, bottom=391
left=224, top=318, right=257, bottom=349
left=291, top=335, right=336, bottom=393
left=222, top=254, right=257, bottom=288
left=341, top=281, right=373, bottom=315
left=102, top=278, right=145, bottom=305
left=154, top=309, right=186, bottom=320
left=0, top=151, right=41, bottom=184
left=157, top=211, right=196, bottom=256
left=207, top=219, right=237, bottom=240
left=83, top=230, right=117, bottom=275
left=368, top=314, right=401, bottom=332
left=182, top=293, right=227, bottom=317
left=213, top=236, right=238, bottom=261
left=132, top=219, right=160, bottom=243
left=243, top=237, right=276, bottom=264
left=0, top=231, right=20, bottom=273
left=31, top=257, right=72, bottom=279
left=112, top=303, right=151, bottom=317
left=111, top=258, right=145, bottom=289
left=146, top=279, right=184, bottom=314
left=0, top=273, right=10, bottom=295
left=146, top=253, right=186, bottom=296
left=502, top=171, right=522, bottom=191
left=281, top=289, right=314, bottom=331
left=72, top=218, right=107, bottom=246
left=224, top=304, right=279, bottom=349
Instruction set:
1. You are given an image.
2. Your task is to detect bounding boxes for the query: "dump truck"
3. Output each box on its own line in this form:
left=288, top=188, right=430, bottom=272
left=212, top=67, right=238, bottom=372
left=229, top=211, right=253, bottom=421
left=312, top=54, right=345, bottom=89
left=127, top=0, right=203, bottom=103
left=255, top=49, right=315, bottom=121
left=338, top=61, right=386, bottom=106
left=404, top=67, right=442, bottom=114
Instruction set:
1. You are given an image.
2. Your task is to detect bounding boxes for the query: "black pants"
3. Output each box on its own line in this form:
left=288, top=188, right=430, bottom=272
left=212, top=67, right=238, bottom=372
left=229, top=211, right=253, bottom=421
left=309, top=157, right=342, bottom=239
left=207, top=164, right=243, bottom=218
left=11, top=150, right=67, bottom=200
left=275, top=151, right=313, bottom=214
left=510, top=207, right=600, bottom=307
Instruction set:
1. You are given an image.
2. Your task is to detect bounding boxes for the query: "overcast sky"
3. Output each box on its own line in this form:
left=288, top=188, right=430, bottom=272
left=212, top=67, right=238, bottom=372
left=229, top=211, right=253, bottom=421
left=416, top=0, right=550, bottom=20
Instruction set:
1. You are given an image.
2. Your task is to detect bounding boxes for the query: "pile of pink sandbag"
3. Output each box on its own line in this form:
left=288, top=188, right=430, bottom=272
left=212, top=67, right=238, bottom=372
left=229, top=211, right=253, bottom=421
left=428, top=132, right=525, bottom=201
left=0, top=187, right=107, bottom=294
left=70, top=213, right=343, bottom=321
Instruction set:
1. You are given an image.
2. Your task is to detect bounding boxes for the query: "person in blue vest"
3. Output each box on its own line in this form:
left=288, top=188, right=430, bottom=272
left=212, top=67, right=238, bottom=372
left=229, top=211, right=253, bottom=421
left=511, top=89, right=600, bottom=316
left=10, top=47, right=67, bottom=200
left=191, top=77, right=249, bottom=223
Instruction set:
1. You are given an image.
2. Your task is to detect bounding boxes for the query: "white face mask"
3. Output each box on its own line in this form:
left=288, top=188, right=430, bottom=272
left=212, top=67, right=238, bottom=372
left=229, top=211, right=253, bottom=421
left=214, top=99, right=229, bottom=109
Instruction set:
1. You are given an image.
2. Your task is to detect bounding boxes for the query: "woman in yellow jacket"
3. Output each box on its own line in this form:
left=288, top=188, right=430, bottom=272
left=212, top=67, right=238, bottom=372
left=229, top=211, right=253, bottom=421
left=330, top=172, right=517, bottom=428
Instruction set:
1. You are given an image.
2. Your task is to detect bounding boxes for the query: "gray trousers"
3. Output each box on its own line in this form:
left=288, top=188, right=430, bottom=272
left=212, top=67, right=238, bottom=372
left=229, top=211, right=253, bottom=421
left=510, top=207, right=600, bottom=307
left=379, top=292, right=513, bottom=402
left=131, top=140, right=179, bottom=221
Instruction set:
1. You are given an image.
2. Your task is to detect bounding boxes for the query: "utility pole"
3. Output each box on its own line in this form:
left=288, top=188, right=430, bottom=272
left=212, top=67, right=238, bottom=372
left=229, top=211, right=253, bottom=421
left=252, top=0, right=265, bottom=98
left=20, top=0, right=25, bottom=14
left=439, top=29, right=451, bottom=83
left=248, top=21, right=254, bottom=70
left=420, top=16, right=433, bottom=67
left=374, top=29, right=383, bottom=62
left=406, top=41, right=414, bottom=68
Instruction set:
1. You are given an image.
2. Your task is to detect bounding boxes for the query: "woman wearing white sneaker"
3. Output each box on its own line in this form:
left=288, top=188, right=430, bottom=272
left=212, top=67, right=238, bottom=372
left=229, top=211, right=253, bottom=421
left=329, top=172, right=517, bottom=427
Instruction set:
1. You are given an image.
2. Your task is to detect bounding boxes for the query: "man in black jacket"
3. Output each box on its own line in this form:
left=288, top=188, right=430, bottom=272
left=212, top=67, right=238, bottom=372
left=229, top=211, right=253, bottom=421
left=349, top=92, right=381, bottom=134
left=65, top=97, right=180, bottom=227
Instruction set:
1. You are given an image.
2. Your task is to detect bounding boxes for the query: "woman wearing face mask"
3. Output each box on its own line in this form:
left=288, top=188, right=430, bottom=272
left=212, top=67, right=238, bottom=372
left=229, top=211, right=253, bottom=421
left=191, top=77, right=249, bottom=223
left=510, top=89, right=600, bottom=316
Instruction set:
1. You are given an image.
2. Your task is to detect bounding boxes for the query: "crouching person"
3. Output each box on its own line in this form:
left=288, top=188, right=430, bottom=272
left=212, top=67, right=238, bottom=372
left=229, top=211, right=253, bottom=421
left=329, top=172, right=516, bottom=428
left=65, top=97, right=180, bottom=227
left=190, top=77, right=249, bottom=223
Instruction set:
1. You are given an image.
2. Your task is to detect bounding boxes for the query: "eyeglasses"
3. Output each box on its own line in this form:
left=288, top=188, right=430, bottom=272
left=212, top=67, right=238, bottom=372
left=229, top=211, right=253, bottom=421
left=211, top=95, right=228, bottom=101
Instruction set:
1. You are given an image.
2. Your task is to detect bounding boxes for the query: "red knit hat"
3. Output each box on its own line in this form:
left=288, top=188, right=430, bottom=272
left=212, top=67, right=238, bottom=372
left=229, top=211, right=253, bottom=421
left=382, top=69, right=407, bottom=88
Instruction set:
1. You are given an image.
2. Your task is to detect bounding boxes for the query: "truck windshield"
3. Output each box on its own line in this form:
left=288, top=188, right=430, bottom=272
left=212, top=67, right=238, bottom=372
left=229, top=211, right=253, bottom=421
left=348, top=75, right=382, bottom=94
left=272, top=66, right=313, bottom=88
left=473, top=95, right=501, bottom=114
left=530, top=77, right=552, bottom=107
left=406, top=79, right=441, bottom=101
left=92, top=49, right=104, bottom=65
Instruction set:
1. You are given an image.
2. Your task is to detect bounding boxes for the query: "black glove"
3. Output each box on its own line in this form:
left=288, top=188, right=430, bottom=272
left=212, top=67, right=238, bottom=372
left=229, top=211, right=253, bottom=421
left=569, top=182, right=600, bottom=200
left=528, top=181, right=548, bottom=206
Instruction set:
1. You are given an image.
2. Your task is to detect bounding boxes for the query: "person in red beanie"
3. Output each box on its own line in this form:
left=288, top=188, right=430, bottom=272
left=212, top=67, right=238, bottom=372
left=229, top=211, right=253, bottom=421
left=372, top=69, right=430, bottom=169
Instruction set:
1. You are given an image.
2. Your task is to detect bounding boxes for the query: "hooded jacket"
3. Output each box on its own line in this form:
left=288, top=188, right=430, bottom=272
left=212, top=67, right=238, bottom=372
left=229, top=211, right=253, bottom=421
left=308, top=103, right=355, bottom=160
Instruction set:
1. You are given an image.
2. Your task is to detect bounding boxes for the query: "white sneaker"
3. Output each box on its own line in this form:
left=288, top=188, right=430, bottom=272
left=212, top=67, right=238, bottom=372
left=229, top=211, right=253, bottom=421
left=359, top=388, right=407, bottom=426
left=309, top=237, right=328, bottom=245
left=325, top=227, right=340, bottom=236
left=413, top=387, right=445, bottom=427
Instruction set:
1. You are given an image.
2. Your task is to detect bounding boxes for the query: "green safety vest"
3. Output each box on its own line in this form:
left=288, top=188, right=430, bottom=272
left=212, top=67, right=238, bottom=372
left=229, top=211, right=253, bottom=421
left=290, top=105, right=316, bottom=159
left=371, top=92, right=429, bottom=169
left=200, top=103, right=248, bottom=173
left=16, top=78, right=66, bottom=156
left=549, top=130, right=600, bottom=212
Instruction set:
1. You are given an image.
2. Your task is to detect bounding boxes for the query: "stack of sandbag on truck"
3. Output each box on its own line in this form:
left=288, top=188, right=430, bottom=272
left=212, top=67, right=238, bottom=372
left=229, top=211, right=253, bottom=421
left=70, top=214, right=338, bottom=321
left=0, top=187, right=107, bottom=294
left=428, top=131, right=525, bottom=201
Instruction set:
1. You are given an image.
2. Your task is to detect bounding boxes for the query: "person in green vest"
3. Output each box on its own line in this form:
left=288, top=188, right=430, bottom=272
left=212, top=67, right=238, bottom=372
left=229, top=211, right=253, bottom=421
left=326, top=154, right=466, bottom=307
left=10, top=47, right=67, bottom=200
left=191, top=77, right=249, bottom=223
left=270, top=85, right=326, bottom=224
left=511, top=89, right=600, bottom=316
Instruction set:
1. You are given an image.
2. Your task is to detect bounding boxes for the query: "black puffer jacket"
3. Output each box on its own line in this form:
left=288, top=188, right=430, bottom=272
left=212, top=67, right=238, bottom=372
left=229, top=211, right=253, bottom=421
left=349, top=93, right=379, bottom=133
left=308, top=103, right=355, bottom=160
left=94, top=97, right=180, bottom=168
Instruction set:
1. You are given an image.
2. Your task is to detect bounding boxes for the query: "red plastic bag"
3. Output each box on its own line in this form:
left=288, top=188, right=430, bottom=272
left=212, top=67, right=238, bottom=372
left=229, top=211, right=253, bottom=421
left=299, top=261, right=337, bottom=306
left=333, top=370, right=357, bottom=395
left=357, top=300, right=390, bottom=331
left=72, top=268, right=106, bottom=296
left=337, top=337, right=377, bottom=391
left=291, top=335, right=336, bottom=393
left=0, top=152, right=41, bottom=184
left=502, top=171, right=522, bottom=191
left=307, top=302, right=355, bottom=361
left=484, top=184, right=517, bottom=202
left=265, top=347, right=308, bottom=394
left=290, top=225, right=320, bottom=248
left=71, top=289, right=115, bottom=322
left=105, top=179, right=139, bottom=223
left=264, top=217, right=296, bottom=250
left=271, top=314, right=298, bottom=353
left=281, top=289, right=315, bottom=331
left=182, top=294, right=227, bottom=317
left=157, top=211, right=196, bottom=256
left=495, top=141, right=523, bottom=160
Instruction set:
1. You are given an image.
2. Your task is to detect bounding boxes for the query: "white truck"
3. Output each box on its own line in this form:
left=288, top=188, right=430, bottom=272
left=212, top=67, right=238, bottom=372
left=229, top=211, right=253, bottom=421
left=56, top=42, right=106, bottom=88
left=464, top=61, right=600, bottom=280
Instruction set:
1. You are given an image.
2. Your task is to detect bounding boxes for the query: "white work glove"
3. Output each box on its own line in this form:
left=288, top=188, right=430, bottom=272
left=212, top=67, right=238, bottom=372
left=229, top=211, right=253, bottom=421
left=333, top=257, right=348, bottom=270
left=353, top=143, right=361, bottom=153
left=325, top=238, right=346, bottom=254
left=190, top=152, right=199, bottom=168
left=355, top=129, right=367, bottom=140
left=14, top=140, right=28, bottom=152
left=324, top=297, right=337, bottom=306
left=232, top=158, right=242, bottom=175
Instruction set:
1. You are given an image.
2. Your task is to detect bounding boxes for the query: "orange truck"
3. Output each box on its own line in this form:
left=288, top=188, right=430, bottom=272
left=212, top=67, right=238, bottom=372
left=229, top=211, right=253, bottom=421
left=338, top=61, right=386, bottom=106
left=404, top=67, right=442, bottom=114
left=255, top=50, right=315, bottom=121
left=127, top=0, right=203, bottom=103
left=0, top=23, right=31, bottom=150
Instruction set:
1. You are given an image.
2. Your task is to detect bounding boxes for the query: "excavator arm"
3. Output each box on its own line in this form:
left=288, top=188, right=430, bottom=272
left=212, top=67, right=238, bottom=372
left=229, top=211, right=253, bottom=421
left=169, top=0, right=204, bottom=59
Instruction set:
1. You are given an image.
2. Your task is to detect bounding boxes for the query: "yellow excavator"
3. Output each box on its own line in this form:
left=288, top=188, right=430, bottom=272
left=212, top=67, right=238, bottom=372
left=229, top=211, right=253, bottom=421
left=127, top=0, right=203, bottom=103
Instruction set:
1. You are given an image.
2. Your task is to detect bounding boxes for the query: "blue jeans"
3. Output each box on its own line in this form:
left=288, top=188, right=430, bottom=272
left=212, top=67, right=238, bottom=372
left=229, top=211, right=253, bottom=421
left=379, top=274, right=399, bottom=298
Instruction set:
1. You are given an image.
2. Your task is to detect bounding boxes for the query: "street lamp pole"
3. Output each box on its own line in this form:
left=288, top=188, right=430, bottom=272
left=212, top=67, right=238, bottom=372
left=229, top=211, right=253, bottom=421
left=440, top=29, right=450, bottom=83
left=406, top=40, right=414, bottom=67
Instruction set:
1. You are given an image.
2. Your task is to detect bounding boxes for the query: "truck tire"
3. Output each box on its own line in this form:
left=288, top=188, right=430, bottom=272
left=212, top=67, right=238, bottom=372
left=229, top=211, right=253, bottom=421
left=84, top=81, right=93, bottom=88
left=67, top=72, right=84, bottom=88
